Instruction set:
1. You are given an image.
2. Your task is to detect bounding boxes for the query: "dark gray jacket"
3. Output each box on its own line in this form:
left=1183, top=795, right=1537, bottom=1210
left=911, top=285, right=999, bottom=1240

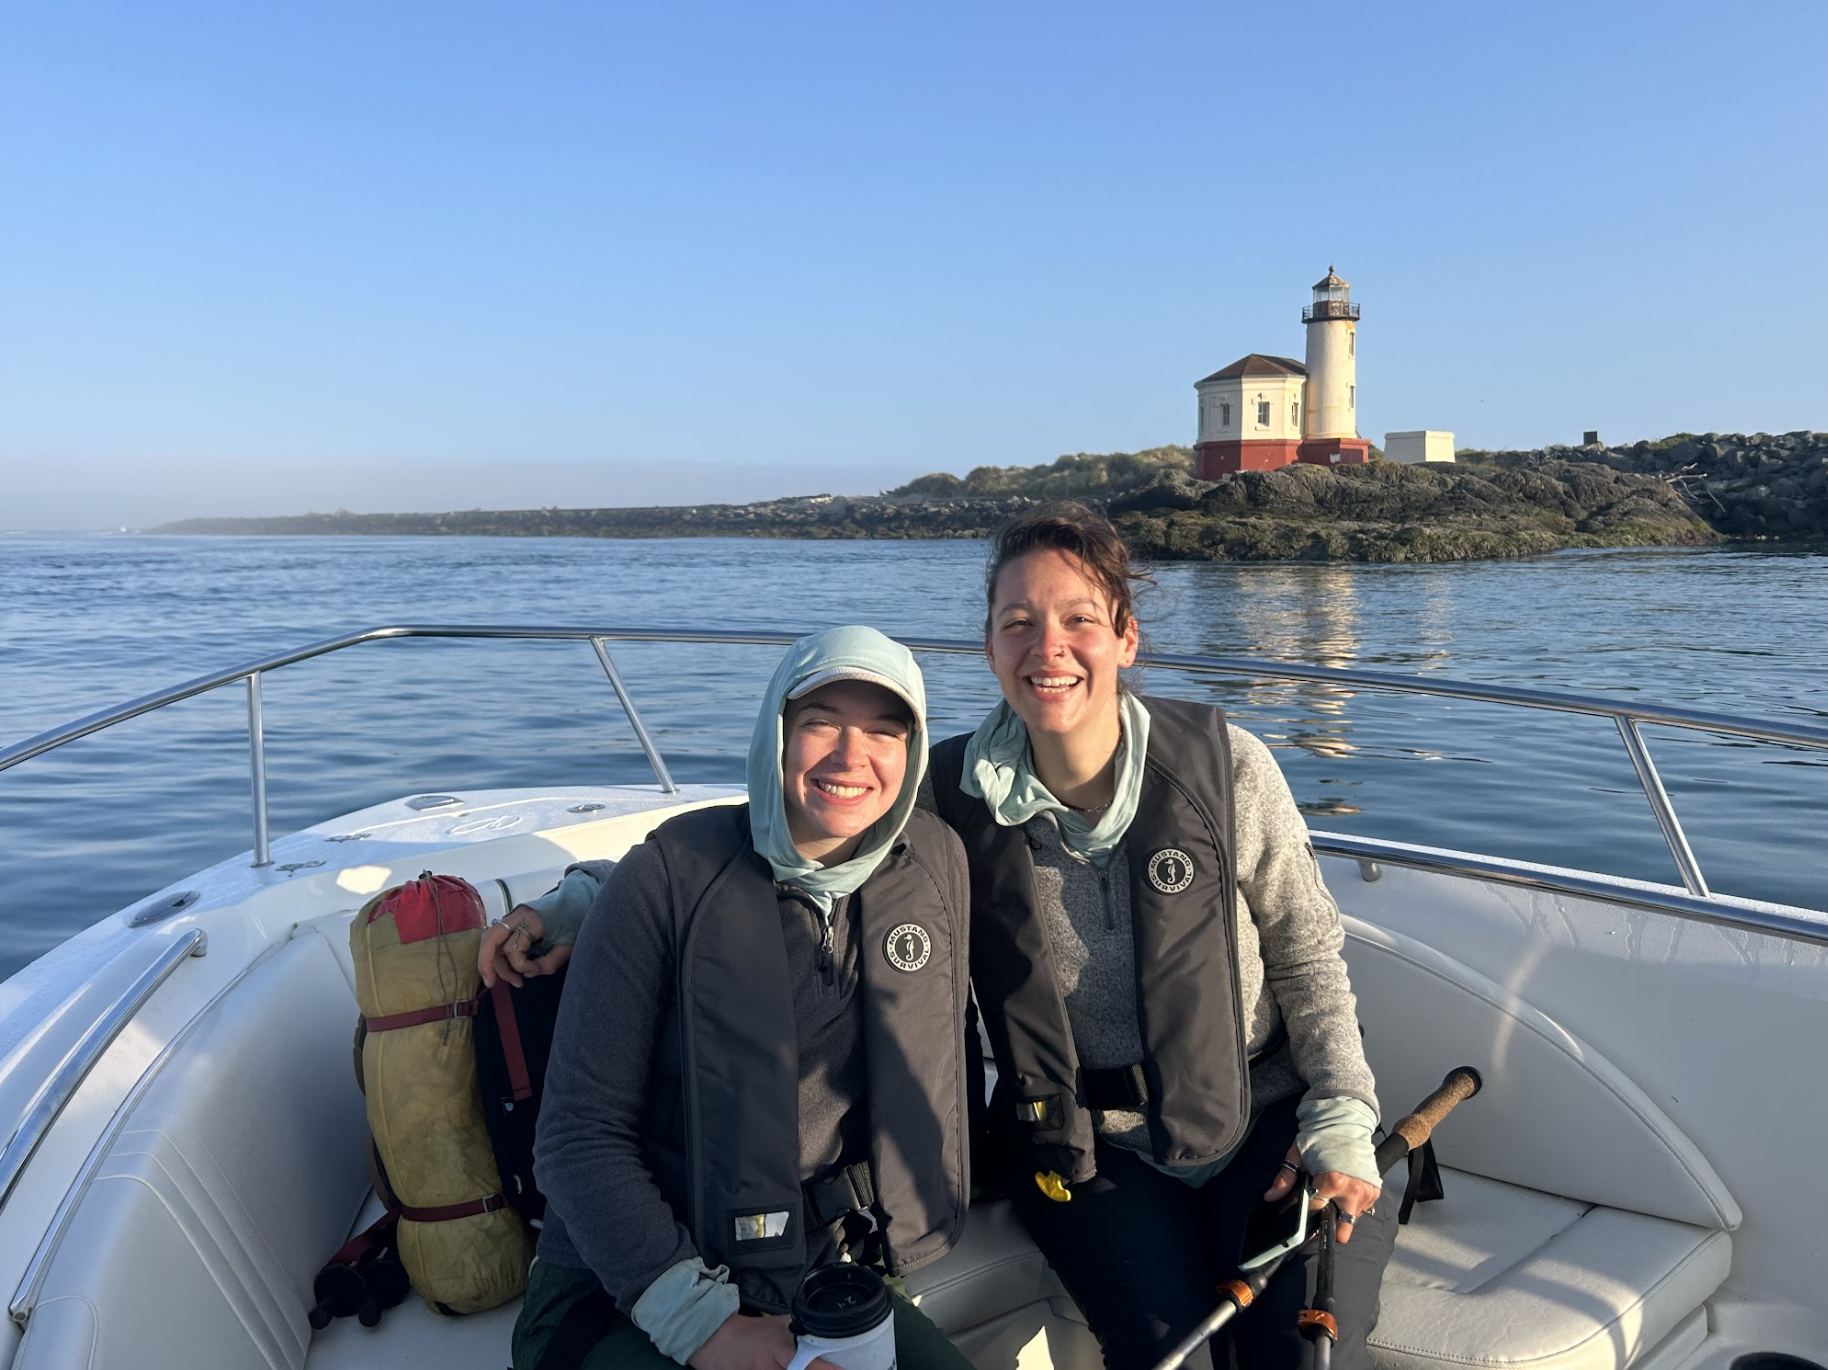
left=534, top=803, right=971, bottom=1315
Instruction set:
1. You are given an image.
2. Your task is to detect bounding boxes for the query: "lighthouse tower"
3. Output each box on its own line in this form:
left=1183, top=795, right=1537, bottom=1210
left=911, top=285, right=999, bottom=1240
left=1296, top=268, right=1370, bottom=466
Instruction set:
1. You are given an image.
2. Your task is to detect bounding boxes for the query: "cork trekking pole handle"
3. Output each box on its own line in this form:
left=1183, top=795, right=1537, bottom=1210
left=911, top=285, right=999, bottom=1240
left=1150, top=1067, right=1484, bottom=1370
left=1373, top=1067, right=1482, bottom=1174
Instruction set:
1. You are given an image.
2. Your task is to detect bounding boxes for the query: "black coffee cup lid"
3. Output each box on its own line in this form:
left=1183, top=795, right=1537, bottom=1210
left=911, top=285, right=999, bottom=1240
left=791, top=1264, right=891, bottom=1338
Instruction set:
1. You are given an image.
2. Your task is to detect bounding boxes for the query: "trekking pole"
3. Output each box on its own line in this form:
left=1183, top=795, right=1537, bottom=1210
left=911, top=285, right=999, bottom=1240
left=1297, top=1203, right=1337, bottom=1370
left=1149, top=1067, right=1483, bottom=1370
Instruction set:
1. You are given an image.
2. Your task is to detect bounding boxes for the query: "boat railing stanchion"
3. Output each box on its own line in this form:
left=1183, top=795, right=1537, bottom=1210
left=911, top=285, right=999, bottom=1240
left=1614, top=715, right=1708, bottom=898
left=590, top=638, right=678, bottom=794
left=247, top=672, right=272, bottom=868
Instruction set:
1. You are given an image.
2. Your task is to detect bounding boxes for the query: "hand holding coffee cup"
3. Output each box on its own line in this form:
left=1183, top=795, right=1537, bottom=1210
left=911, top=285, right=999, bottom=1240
left=786, top=1265, right=897, bottom=1370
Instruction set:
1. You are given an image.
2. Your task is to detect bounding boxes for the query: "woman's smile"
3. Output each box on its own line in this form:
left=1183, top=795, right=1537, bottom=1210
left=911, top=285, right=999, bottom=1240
left=987, top=548, right=1138, bottom=741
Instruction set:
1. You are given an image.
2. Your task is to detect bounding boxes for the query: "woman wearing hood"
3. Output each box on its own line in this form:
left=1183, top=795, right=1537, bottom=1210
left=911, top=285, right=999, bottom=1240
left=505, top=627, right=975, bottom=1370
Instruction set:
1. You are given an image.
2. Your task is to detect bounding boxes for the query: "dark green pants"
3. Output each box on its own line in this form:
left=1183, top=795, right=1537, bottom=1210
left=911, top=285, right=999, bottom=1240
left=513, top=1258, right=976, bottom=1370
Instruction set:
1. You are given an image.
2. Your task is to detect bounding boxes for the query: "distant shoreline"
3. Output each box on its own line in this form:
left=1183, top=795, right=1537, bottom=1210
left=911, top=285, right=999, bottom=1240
left=146, top=433, right=1826, bottom=563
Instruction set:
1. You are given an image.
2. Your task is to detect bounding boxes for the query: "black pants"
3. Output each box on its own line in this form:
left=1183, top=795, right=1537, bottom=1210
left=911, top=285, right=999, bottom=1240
left=1002, top=1097, right=1398, bottom=1370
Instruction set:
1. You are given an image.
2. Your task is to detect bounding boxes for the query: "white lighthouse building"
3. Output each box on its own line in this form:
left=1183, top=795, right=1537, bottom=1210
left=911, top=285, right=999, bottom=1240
left=1193, top=268, right=1372, bottom=478
left=1298, top=267, right=1370, bottom=466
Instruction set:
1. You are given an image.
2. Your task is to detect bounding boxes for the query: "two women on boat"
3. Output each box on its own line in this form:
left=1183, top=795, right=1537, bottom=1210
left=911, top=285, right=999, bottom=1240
left=482, top=502, right=1396, bottom=1370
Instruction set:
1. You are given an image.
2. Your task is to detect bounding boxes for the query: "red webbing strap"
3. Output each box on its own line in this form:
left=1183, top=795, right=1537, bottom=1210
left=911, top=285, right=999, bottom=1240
left=489, top=978, right=534, bottom=1102
left=327, top=1209, right=399, bottom=1268
left=396, top=1193, right=508, bottom=1223
left=363, top=996, right=482, bottom=1034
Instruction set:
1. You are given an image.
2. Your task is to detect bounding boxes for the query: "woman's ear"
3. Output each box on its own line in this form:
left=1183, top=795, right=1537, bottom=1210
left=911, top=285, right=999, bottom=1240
left=1118, top=616, right=1140, bottom=668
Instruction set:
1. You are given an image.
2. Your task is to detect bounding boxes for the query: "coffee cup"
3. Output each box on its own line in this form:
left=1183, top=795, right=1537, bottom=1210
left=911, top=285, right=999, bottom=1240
left=785, top=1264, right=896, bottom=1370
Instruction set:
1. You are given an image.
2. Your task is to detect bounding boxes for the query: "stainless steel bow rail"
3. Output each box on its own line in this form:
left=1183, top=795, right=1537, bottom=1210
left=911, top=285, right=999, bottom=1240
left=4, top=624, right=1826, bottom=932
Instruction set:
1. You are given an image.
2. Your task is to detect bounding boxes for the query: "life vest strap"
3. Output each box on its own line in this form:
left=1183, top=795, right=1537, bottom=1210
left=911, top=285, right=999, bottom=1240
left=1082, top=1062, right=1150, bottom=1110
left=363, top=997, right=483, bottom=1034
left=804, top=1161, right=876, bottom=1228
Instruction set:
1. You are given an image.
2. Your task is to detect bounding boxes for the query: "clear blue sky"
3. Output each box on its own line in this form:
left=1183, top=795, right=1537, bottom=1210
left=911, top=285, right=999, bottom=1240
left=3, top=1, right=1824, bottom=528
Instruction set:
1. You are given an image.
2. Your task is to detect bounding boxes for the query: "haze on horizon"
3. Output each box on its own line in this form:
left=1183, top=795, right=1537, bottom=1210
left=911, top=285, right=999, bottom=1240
left=3, top=1, right=1824, bottom=532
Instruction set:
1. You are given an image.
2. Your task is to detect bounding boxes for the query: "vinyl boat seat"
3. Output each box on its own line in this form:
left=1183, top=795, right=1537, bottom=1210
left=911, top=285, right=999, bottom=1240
left=1372, top=1168, right=1727, bottom=1370
left=6, top=899, right=1739, bottom=1370
left=1345, top=919, right=1740, bottom=1370
left=307, top=1195, right=1101, bottom=1370
left=303, top=1171, right=1730, bottom=1370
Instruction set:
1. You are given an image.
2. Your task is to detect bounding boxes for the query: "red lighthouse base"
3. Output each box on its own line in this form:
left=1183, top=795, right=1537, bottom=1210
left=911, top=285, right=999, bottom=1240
left=1195, top=438, right=1370, bottom=479
left=1296, top=438, right=1371, bottom=467
left=1193, top=440, right=1302, bottom=479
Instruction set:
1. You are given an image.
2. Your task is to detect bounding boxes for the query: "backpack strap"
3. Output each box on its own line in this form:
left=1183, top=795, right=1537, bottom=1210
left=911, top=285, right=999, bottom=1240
left=324, top=1209, right=399, bottom=1269
left=489, top=978, right=534, bottom=1102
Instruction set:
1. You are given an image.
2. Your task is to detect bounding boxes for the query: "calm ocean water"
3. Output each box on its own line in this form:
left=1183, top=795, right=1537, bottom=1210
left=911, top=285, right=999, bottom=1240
left=2, top=535, right=1824, bottom=980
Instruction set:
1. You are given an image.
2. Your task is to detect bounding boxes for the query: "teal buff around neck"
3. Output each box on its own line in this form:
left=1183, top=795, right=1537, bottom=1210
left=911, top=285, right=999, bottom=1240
left=746, top=626, right=929, bottom=915
left=960, top=693, right=1151, bottom=866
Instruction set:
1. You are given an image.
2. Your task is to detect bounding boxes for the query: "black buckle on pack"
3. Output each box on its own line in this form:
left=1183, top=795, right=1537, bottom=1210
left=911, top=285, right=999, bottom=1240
left=1082, top=1063, right=1150, bottom=1111
left=803, top=1161, right=877, bottom=1229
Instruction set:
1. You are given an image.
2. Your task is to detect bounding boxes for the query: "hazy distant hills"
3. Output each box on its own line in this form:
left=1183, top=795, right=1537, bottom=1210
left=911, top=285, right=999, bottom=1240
left=152, top=434, right=1825, bottom=562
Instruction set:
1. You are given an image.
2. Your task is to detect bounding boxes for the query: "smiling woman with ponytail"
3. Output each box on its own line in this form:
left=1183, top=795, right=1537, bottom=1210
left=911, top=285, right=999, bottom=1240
left=923, top=503, right=1398, bottom=1370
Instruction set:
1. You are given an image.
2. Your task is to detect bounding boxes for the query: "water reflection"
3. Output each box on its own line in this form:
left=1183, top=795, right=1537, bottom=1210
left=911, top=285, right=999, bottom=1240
left=1171, top=564, right=1365, bottom=762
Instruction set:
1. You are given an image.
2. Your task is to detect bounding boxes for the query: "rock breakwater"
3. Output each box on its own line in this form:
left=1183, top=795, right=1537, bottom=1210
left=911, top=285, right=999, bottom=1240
left=1463, top=431, right=1828, bottom=541
left=1104, top=457, right=1717, bottom=563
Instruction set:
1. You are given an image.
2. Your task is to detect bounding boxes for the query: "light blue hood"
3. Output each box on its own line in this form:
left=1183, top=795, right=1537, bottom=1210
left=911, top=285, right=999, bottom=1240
left=746, top=626, right=928, bottom=913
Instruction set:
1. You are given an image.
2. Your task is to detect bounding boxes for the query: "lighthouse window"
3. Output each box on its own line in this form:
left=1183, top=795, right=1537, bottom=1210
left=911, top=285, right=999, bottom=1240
left=1220, top=403, right=1231, bottom=427
left=1349, top=332, right=1355, bottom=358
left=1349, top=385, right=1356, bottom=408
left=1257, top=401, right=1271, bottom=427
left=1291, top=402, right=1300, bottom=425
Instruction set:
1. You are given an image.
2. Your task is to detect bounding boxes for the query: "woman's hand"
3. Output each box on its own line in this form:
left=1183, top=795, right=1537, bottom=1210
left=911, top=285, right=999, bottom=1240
left=477, top=906, right=572, bottom=989
left=1263, top=1144, right=1381, bottom=1245
left=690, top=1312, right=833, bottom=1370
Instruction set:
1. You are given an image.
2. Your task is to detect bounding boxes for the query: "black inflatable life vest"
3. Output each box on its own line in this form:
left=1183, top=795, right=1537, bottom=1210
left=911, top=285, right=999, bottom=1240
left=930, top=695, right=1248, bottom=1185
left=645, top=804, right=972, bottom=1313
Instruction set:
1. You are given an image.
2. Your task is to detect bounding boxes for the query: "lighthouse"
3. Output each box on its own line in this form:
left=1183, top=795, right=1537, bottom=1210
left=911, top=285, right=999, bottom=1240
left=1296, top=267, right=1370, bottom=466
left=1192, top=269, right=1372, bottom=479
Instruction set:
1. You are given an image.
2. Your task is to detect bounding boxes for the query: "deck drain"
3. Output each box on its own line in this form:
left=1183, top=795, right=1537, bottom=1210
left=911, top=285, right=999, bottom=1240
left=569, top=803, right=606, bottom=813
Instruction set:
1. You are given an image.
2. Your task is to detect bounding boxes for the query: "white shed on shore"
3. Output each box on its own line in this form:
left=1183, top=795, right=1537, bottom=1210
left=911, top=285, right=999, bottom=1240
left=1384, top=430, right=1455, bottom=464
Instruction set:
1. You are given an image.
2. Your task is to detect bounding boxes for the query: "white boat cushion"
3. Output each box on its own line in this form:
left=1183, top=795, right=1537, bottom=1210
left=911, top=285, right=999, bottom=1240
left=17, top=933, right=371, bottom=1370
left=307, top=1197, right=1100, bottom=1370
left=1342, top=917, right=1740, bottom=1232
left=1371, top=1169, right=1731, bottom=1370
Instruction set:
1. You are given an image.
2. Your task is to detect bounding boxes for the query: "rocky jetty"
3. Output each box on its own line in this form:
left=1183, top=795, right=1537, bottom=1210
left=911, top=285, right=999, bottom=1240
left=1461, top=432, right=1828, bottom=542
left=1104, top=458, right=1717, bottom=563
